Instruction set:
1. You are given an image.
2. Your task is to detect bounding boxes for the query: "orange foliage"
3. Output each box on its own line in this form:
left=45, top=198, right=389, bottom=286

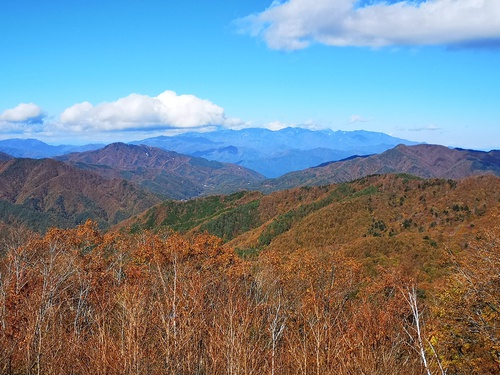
left=1, top=214, right=499, bottom=374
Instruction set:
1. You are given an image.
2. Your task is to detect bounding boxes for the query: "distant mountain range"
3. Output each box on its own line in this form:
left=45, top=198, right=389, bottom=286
left=0, top=138, right=104, bottom=158
left=0, top=127, right=418, bottom=177
left=131, top=127, right=419, bottom=177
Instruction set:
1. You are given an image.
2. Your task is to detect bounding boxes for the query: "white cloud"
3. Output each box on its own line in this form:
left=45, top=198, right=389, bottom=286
left=262, top=119, right=325, bottom=131
left=300, top=119, right=325, bottom=130
left=59, top=90, right=242, bottom=132
left=0, top=103, right=45, bottom=124
left=408, top=123, right=441, bottom=131
left=265, top=120, right=294, bottom=130
left=349, top=114, right=370, bottom=123
left=238, top=0, right=500, bottom=50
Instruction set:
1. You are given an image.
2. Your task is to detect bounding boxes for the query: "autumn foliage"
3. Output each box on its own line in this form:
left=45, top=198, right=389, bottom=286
left=1, top=175, right=500, bottom=375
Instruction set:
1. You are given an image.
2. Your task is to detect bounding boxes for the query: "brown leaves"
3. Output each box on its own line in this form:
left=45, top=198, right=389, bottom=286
left=430, top=221, right=500, bottom=374
left=2, top=214, right=500, bottom=374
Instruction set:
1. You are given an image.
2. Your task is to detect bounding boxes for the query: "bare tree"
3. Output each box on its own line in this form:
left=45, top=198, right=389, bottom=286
left=402, top=285, right=446, bottom=375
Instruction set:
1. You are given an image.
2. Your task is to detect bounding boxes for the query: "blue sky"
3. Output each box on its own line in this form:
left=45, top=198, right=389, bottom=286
left=1, top=0, right=500, bottom=149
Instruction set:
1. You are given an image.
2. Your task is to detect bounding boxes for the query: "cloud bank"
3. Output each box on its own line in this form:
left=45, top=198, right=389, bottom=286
left=0, top=103, right=46, bottom=135
left=408, top=124, right=441, bottom=131
left=238, top=0, right=500, bottom=50
left=59, top=91, right=242, bottom=132
left=0, top=103, right=45, bottom=124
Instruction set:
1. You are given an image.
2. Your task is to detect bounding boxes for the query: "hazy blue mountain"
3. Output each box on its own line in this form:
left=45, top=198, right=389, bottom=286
left=133, top=127, right=419, bottom=177
left=0, top=138, right=104, bottom=158
left=0, top=128, right=418, bottom=177
left=241, top=148, right=353, bottom=178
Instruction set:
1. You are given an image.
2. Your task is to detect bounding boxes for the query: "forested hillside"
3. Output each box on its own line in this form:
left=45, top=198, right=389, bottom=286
left=1, top=174, right=498, bottom=374
left=124, top=174, right=500, bottom=256
left=0, top=187, right=500, bottom=374
left=0, top=158, right=161, bottom=231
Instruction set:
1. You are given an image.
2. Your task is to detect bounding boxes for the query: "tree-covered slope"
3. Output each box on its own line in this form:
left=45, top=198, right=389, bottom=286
left=0, top=157, right=161, bottom=231
left=57, top=142, right=265, bottom=199
left=121, top=173, right=500, bottom=276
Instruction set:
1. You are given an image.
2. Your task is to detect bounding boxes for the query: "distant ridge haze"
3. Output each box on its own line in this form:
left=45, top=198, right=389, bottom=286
left=0, top=138, right=104, bottom=158
left=0, top=128, right=419, bottom=177
left=133, top=127, right=420, bottom=177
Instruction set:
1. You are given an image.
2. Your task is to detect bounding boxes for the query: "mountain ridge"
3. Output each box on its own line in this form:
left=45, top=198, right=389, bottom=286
left=263, top=143, right=500, bottom=191
left=132, top=127, right=420, bottom=177
left=3, top=140, right=500, bottom=235
left=56, top=142, right=265, bottom=199
left=0, top=127, right=420, bottom=177
left=118, top=173, right=500, bottom=265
